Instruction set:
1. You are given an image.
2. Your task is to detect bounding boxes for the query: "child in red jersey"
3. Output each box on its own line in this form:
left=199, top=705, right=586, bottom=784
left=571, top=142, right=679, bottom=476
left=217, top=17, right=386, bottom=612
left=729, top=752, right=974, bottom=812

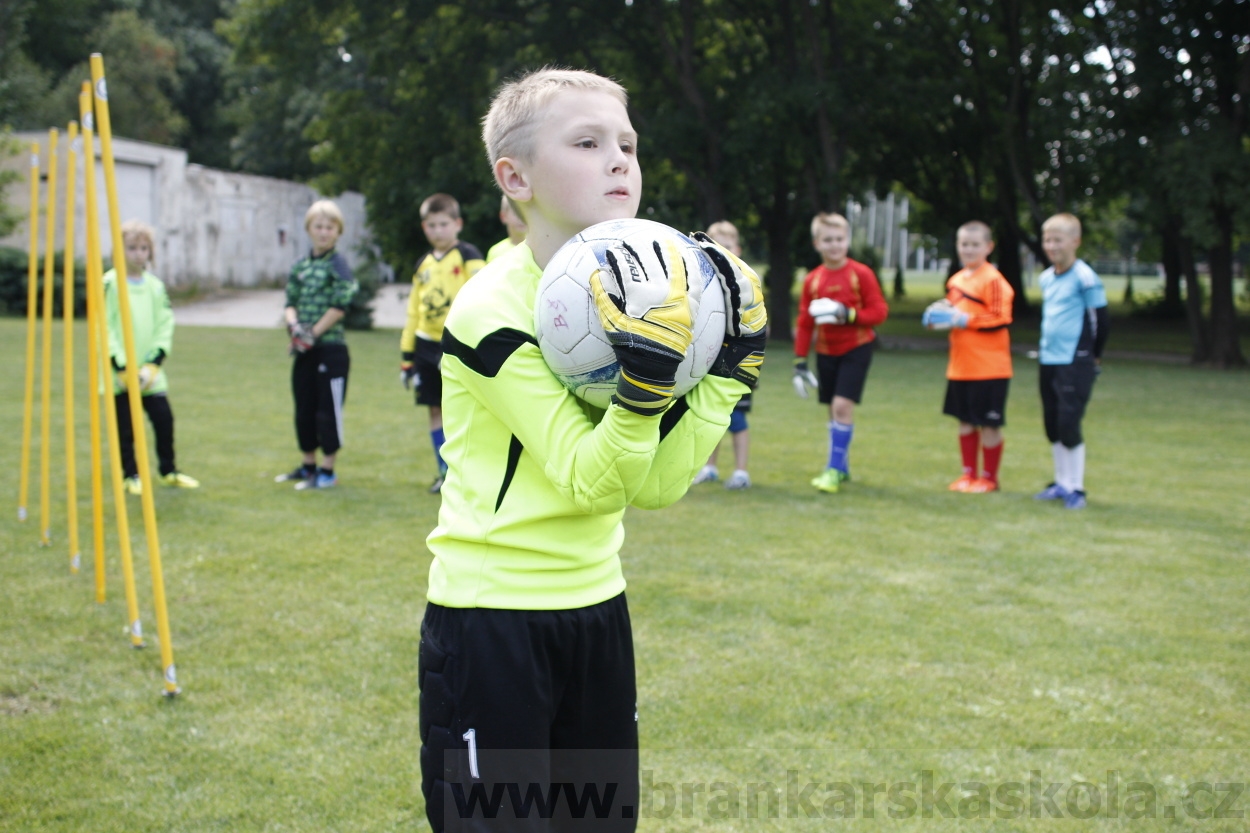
left=923, top=220, right=1014, bottom=492
left=793, top=212, right=889, bottom=492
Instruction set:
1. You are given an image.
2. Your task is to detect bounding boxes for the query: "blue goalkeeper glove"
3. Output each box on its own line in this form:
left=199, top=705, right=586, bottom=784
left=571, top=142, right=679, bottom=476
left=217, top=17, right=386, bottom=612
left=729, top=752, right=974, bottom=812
left=922, top=300, right=968, bottom=330
left=591, top=237, right=695, bottom=416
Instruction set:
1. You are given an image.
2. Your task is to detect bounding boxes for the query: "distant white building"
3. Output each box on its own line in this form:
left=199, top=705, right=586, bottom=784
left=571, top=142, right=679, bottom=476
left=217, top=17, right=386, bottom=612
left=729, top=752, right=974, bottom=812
left=2, top=131, right=369, bottom=287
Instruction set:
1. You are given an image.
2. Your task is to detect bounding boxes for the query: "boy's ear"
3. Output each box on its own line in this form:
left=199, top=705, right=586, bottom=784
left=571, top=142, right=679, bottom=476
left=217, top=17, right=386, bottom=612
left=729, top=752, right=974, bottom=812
left=494, top=157, right=532, bottom=203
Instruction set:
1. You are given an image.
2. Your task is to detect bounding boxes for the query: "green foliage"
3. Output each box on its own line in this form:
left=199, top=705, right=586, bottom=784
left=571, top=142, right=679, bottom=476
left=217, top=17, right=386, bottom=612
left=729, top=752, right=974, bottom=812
left=0, top=246, right=88, bottom=317
left=342, top=242, right=381, bottom=330
left=0, top=131, right=23, bottom=238
left=37, top=11, right=187, bottom=145
left=2, top=319, right=1249, bottom=829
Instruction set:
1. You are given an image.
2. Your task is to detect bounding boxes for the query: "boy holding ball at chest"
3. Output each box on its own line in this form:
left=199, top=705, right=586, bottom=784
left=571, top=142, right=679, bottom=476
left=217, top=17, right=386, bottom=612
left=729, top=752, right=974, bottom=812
left=417, top=68, right=766, bottom=831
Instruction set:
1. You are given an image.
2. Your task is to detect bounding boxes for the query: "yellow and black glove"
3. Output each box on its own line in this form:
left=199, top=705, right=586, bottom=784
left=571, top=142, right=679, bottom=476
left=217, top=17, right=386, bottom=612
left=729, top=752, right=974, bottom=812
left=590, top=237, right=695, bottom=417
left=692, top=231, right=768, bottom=389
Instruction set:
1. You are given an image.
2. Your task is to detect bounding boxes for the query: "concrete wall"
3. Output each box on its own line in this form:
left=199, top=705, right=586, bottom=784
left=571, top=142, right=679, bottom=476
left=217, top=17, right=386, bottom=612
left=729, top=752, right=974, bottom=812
left=2, top=131, right=368, bottom=287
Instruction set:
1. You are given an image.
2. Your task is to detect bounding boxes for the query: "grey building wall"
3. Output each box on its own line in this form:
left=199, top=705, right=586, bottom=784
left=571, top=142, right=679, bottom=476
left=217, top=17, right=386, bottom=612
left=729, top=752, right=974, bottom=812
left=2, top=131, right=369, bottom=287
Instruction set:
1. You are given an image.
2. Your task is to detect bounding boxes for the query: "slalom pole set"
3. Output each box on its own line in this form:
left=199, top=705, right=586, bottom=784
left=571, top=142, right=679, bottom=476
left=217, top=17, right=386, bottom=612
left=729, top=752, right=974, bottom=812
left=14, top=54, right=181, bottom=698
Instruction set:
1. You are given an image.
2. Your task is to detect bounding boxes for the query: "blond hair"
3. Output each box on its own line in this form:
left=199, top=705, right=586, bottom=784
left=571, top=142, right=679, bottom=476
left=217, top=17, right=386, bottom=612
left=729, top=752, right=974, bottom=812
left=120, top=219, right=156, bottom=267
left=810, top=212, right=850, bottom=238
left=304, top=199, right=344, bottom=233
left=420, top=193, right=461, bottom=221
left=706, top=220, right=740, bottom=251
left=482, top=67, right=628, bottom=166
left=957, top=220, right=994, bottom=242
left=1042, top=212, right=1081, bottom=237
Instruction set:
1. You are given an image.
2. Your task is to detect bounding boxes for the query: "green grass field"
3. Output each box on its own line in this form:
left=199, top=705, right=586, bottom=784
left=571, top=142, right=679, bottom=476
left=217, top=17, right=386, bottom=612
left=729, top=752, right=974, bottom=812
left=3, top=318, right=1249, bottom=831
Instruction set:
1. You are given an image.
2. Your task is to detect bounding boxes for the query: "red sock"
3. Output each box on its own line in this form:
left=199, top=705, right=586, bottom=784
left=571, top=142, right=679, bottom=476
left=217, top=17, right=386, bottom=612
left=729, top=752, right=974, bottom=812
left=981, top=441, right=1003, bottom=483
left=959, top=432, right=979, bottom=476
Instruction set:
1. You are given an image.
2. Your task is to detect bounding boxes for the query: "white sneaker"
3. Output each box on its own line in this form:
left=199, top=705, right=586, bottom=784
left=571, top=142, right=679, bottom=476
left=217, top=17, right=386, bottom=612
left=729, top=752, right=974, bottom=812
left=692, top=465, right=719, bottom=485
left=725, top=470, right=751, bottom=490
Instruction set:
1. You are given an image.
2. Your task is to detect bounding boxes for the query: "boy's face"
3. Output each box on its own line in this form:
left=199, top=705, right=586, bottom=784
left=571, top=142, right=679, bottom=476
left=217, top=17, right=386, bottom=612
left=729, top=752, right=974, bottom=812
left=422, top=212, right=463, bottom=253
left=123, top=237, right=151, bottom=275
left=1042, top=225, right=1080, bottom=273
left=308, top=216, right=341, bottom=256
left=521, top=90, right=641, bottom=243
left=812, top=224, right=849, bottom=267
left=957, top=228, right=994, bottom=269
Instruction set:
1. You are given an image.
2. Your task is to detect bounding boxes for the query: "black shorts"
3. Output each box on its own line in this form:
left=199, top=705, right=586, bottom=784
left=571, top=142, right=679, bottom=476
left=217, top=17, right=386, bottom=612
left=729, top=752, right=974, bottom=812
left=1039, top=359, right=1097, bottom=447
left=419, top=594, right=639, bottom=832
left=414, top=337, right=443, bottom=407
left=943, top=378, right=1010, bottom=427
left=816, top=342, right=875, bottom=404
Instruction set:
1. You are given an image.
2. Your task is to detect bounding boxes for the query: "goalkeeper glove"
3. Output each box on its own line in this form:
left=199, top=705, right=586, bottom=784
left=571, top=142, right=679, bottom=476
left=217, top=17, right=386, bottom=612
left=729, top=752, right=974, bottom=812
left=792, top=358, right=818, bottom=399
left=809, top=297, right=856, bottom=325
left=288, top=322, right=315, bottom=354
left=137, top=363, right=159, bottom=391
left=590, top=236, right=695, bottom=417
left=400, top=362, right=418, bottom=390
left=691, top=231, right=767, bottom=337
left=922, top=299, right=968, bottom=330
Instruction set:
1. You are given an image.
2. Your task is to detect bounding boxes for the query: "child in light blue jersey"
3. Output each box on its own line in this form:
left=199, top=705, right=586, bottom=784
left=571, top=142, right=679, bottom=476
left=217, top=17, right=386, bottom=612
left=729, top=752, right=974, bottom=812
left=1035, top=213, right=1109, bottom=509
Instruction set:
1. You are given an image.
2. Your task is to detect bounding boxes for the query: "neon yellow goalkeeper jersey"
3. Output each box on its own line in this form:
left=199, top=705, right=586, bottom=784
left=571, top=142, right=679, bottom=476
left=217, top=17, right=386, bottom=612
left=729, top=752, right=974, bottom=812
left=426, top=242, right=746, bottom=610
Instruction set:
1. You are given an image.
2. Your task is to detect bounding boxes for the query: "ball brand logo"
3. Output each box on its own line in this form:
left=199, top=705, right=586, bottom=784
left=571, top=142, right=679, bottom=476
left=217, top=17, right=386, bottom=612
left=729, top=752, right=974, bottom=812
left=96, top=78, right=108, bottom=101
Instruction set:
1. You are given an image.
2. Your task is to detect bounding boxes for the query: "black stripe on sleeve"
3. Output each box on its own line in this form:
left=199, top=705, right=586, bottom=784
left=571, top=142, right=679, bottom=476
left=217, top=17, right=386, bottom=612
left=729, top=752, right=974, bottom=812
left=442, top=327, right=537, bottom=378
left=495, top=435, right=524, bottom=513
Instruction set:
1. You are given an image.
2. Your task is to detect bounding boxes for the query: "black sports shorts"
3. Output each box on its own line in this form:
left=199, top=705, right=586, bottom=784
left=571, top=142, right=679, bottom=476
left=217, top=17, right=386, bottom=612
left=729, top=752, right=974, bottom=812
left=943, top=378, right=1010, bottom=427
left=419, top=593, right=639, bottom=832
left=414, top=337, right=444, bottom=407
left=816, top=341, right=875, bottom=404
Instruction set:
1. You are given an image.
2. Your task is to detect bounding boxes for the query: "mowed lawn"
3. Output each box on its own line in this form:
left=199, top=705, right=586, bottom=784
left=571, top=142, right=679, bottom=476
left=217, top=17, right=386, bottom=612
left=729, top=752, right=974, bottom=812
left=2, top=317, right=1248, bottom=831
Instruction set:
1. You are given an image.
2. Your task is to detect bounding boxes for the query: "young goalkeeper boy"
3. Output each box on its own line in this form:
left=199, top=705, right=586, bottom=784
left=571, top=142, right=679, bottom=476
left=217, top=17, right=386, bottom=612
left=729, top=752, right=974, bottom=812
left=418, top=67, right=766, bottom=832
left=104, top=220, right=198, bottom=495
left=923, top=220, right=1014, bottom=492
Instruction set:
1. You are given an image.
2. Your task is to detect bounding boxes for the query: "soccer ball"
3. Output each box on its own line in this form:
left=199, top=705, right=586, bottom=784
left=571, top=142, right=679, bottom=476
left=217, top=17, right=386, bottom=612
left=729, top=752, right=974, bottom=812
left=535, top=219, right=726, bottom=409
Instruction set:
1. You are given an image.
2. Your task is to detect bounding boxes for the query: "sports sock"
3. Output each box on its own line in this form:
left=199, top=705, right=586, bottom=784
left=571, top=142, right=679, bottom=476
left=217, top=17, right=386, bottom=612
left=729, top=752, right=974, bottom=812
left=828, top=421, right=854, bottom=473
left=431, top=428, right=447, bottom=474
left=959, top=432, right=980, bottom=477
left=981, top=441, right=1003, bottom=483
left=1052, top=442, right=1066, bottom=490
left=318, top=466, right=334, bottom=476
left=1068, top=443, right=1086, bottom=492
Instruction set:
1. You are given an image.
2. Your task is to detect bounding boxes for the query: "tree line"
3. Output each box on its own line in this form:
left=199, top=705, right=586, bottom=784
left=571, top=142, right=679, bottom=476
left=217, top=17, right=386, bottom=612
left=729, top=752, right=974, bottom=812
left=2, top=0, right=1246, bottom=365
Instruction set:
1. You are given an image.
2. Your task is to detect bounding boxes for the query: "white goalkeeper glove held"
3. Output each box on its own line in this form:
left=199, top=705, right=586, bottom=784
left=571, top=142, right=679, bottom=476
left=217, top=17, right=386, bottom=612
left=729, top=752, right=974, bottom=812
left=810, top=297, right=855, bottom=325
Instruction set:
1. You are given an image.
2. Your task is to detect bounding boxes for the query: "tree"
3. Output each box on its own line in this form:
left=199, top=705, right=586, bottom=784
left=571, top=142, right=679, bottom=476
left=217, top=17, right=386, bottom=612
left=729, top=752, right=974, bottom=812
left=1090, top=0, right=1249, bottom=366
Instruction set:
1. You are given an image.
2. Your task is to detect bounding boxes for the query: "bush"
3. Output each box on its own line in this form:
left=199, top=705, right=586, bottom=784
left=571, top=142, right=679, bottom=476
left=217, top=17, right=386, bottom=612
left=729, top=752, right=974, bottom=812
left=342, top=242, right=384, bottom=330
left=0, top=246, right=88, bottom=318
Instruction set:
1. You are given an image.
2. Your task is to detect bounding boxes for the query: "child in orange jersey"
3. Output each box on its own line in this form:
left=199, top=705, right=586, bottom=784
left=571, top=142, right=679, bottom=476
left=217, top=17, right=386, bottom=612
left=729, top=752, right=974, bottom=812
left=923, top=220, right=1014, bottom=492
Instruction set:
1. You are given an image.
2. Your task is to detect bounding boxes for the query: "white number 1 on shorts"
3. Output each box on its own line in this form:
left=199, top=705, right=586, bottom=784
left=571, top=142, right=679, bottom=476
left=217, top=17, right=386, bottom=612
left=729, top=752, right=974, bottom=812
left=462, top=728, right=480, bottom=779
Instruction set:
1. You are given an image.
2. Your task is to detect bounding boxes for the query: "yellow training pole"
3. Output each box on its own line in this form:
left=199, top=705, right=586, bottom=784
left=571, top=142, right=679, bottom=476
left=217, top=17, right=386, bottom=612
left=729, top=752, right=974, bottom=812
left=92, top=54, right=178, bottom=695
left=81, top=84, right=107, bottom=602
left=18, top=144, right=40, bottom=522
left=38, top=128, right=59, bottom=546
left=63, top=121, right=81, bottom=573
left=83, top=82, right=141, bottom=639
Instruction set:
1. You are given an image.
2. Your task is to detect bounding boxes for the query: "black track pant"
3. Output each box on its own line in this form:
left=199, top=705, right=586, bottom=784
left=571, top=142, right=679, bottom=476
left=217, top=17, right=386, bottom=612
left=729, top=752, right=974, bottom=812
left=114, top=392, right=176, bottom=478
left=419, top=593, right=639, bottom=833
left=291, top=343, right=349, bottom=455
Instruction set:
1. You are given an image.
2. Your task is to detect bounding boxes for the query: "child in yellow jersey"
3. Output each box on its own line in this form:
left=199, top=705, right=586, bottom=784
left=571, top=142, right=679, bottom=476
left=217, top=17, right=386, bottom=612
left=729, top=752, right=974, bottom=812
left=417, top=67, right=766, bottom=833
left=485, top=193, right=527, bottom=262
left=104, top=220, right=199, bottom=495
left=399, top=193, right=484, bottom=493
